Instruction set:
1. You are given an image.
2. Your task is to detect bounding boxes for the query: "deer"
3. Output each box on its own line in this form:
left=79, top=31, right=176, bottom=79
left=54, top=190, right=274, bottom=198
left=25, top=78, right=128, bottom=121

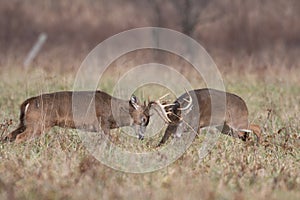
left=153, top=88, right=261, bottom=146
left=4, top=90, right=154, bottom=143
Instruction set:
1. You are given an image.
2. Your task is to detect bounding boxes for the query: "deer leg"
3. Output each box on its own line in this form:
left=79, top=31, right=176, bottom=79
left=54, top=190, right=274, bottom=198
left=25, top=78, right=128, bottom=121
left=4, top=125, right=26, bottom=142
left=15, top=124, right=48, bottom=143
left=216, top=123, right=244, bottom=140
left=249, top=124, right=261, bottom=143
left=216, top=123, right=232, bottom=136
left=15, top=129, right=32, bottom=143
left=217, top=123, right=251, bottom=141
left=157, top=124, right=178, bottom=147
left=238, top=131, right=249, bottom=141
left=99, top=119, right=119, bottom=143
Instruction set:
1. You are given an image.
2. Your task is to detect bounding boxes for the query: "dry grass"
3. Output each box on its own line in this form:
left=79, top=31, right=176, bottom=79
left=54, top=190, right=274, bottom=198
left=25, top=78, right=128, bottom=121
left=0, top=63, right=299, bottom=200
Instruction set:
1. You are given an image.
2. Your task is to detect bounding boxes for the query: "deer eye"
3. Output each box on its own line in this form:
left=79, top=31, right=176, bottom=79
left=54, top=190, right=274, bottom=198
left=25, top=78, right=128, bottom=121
left=141, top=116, right=148, bottom=125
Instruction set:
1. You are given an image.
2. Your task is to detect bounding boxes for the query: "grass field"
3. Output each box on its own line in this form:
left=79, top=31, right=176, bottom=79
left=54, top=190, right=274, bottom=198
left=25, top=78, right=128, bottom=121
left=0, top=62, right=299, bottom=200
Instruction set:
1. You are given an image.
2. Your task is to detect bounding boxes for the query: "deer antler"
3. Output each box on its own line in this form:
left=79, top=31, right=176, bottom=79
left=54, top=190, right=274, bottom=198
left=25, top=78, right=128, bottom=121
left=149, top=93, right=174, bottom=123
left=150, top=90, right=193, bottom=123
left=177, top=89, right=193, bottom=111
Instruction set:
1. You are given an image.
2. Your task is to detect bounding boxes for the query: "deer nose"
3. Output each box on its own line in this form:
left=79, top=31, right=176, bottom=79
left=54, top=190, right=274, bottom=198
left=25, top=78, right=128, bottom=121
left=137, top=126, right=146, bottom=140
left=138, top=134, right=144, bottom=140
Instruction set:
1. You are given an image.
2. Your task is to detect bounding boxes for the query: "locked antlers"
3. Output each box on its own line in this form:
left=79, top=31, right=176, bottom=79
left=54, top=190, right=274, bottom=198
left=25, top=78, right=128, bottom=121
left=150, top=90, right=193, bottom=123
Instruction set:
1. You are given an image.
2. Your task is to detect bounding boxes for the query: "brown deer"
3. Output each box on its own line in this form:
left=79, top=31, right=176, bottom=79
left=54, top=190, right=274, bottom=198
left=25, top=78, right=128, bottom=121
left=5, top=91, right=152, bottom=143
left=154, top=88, right=261, bottom=146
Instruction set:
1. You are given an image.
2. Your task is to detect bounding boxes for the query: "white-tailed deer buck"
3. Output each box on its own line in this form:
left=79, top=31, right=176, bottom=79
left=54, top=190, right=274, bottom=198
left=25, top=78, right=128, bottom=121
left=154, top=88, right=261, bottom=146
left=5, top=91, right=152, bottom=143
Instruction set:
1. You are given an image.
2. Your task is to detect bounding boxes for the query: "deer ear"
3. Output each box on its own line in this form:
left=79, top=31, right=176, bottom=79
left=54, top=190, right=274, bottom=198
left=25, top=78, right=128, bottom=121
left=130, top=95, right=140, bottom=110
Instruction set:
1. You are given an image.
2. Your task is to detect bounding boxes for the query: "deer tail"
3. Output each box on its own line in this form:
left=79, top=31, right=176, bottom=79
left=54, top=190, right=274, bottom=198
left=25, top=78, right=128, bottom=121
left=19, top=99, right=31, bottom=126
left=3, top=99, right=31, bottom=142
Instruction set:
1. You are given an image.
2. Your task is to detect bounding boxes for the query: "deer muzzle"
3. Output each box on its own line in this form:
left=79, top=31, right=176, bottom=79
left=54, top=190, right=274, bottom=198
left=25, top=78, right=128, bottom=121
left=136, top=125, right=146, bottom=140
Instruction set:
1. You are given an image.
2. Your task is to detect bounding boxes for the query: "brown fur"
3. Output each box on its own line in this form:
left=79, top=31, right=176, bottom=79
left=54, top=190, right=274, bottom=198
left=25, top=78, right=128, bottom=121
left=5, top=91, right=151, bottom=143
left=158, top=88, right=261, bottom=146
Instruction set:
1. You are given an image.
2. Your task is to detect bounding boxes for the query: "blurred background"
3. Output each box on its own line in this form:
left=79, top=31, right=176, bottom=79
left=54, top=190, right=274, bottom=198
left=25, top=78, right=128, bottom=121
left=1, top=0, right=299, bottom=73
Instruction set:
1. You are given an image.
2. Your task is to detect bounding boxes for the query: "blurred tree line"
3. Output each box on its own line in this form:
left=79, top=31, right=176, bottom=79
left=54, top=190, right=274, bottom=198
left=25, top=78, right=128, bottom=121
left=1, top=0, right=299, bottom=68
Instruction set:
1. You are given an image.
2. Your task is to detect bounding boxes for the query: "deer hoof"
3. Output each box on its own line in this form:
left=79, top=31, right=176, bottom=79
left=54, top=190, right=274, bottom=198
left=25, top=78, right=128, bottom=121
left=138, top=134, right=144, bottom=140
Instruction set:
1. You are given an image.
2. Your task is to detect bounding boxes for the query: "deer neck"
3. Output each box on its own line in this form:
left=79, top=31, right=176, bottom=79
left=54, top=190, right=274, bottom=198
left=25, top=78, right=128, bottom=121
left=110, top=100, right=133, bottom=128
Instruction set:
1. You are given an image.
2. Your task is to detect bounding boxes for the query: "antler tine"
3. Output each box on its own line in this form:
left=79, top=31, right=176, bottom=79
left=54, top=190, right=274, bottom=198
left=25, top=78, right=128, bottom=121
left=153, top=99, right=175, bottom=123
left=149, top=92, right=175, bottom=123
left=158, top=93, right=170, bottom=101
left=177, top=88, right=193, bottom=111
left=152, top=106, right=172, bottom=123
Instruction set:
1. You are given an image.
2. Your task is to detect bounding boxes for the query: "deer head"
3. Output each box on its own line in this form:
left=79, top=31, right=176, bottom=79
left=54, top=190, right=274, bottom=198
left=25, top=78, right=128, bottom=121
left=128, top=95, right=151, bottom=140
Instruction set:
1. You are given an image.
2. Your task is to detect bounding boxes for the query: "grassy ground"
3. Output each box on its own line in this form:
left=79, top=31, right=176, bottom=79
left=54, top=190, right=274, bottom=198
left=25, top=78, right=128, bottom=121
left=0, top=66, right=299, bottom=200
